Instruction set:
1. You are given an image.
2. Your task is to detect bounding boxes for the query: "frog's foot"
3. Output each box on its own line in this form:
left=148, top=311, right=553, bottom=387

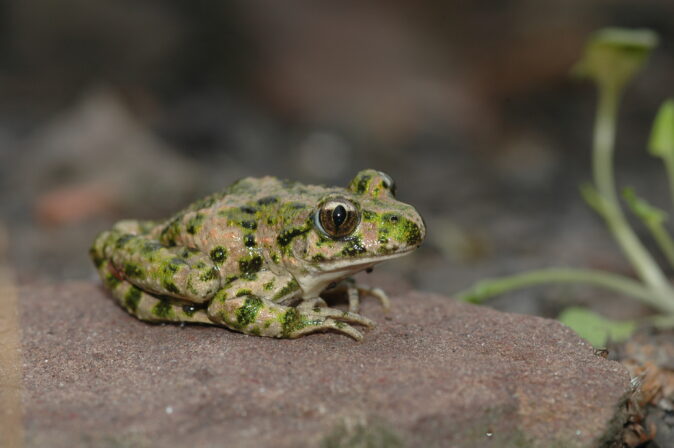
left=289, top=317, right=366, bottom=341
left=328, top=279, right=390, bottom=313
left=295, top=301, right=374, bottom=340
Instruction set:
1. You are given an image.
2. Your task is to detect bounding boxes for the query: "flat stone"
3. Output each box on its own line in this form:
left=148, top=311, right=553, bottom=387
left=18, top=282, right=630, bottom=448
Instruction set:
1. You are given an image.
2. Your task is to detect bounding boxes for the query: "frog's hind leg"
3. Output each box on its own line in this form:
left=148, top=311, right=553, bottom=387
left=90, top=227, right=221, bottom=304
left=96, top=261, right=213, bottom=324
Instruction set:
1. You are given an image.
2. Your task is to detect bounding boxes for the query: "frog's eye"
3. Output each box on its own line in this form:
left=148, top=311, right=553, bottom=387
left=316, top=197, right=360, bottom=239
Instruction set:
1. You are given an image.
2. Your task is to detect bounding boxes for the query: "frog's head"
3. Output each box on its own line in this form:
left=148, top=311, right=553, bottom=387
left=285, top=170, right=426, bottom=296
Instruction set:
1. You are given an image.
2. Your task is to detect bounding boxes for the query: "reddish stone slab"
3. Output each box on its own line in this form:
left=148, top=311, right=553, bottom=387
left=19, top=282, right=630, bottom=447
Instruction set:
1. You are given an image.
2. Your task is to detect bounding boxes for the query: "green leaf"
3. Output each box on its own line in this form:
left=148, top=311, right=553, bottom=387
left=558, top=306, right=636, bottom=347
left=622, top=187, right=667, bottom=226
left=650, top=99, right=674, bottom=159
left=572, top=27, right=658, bottom=91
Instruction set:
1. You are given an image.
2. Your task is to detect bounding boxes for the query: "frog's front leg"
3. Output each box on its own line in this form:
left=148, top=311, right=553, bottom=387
left=324, top=278, right=391, bottom=313
left=206, top=275, right=374, bottom=340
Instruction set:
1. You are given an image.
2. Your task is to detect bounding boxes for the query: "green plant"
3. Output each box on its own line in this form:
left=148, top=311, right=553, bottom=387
left=455, top=27, right=674, bottom=346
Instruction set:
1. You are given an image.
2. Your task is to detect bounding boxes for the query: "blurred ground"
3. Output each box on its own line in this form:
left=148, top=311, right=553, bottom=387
left=1, top=0, right=674, bottom=319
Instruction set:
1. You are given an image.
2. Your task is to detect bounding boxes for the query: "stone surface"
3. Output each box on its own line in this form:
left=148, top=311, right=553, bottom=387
left=19, top=282, right=631, bottom=448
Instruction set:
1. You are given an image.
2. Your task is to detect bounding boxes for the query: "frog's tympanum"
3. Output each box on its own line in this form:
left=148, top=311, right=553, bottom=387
left=90, top=170, right=425, bottom=340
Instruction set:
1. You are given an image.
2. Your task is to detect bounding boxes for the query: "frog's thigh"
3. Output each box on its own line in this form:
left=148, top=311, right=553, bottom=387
left=97, top=230, right=221, bottom=304
left=97, top=261, right=212, bottom=324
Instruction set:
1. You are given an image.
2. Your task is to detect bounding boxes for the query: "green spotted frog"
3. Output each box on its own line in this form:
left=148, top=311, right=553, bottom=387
left=90, top=169, right=425, bottom=340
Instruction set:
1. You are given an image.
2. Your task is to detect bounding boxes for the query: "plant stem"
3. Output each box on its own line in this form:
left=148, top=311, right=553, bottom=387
left=593, top=84, right=674, bottom=307
left=455, top=267, right=674, bottom=312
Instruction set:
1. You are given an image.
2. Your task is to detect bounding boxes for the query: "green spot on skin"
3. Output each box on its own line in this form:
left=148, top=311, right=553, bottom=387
left=187, top=277, right=198, bottom=295
left=224, top=275, right=238, bottom=285
left=115, top=234, right=134, bottom=249
left=388, top=218, right=422, bottom=246
left=281, top=308, right=308, bottom=337
left=163, top=280, right=180, bottom=294
left=273, top=279, right=300, bottom=300
left=264, top=319, right=273, bottom=328
left=257, top=196, right=278, bottom=206
left=236, top=296, right=263, bottom=328
left=200, top=267, right=219, bottom=282
left=335, top=321, right=346, bottom=329
left=153, top=299, right=174, bottom=319
left=341, top=237, right=367, bottom=256
left=163, top=262, right=179, bottom=274
left=241, top=272, right=258, bottom=281
left=277, top=226, right=310, bottom=247
left=356, top=174, right=371, bottom=194
left=403, top=220, right=422, bottom=246
left=214, top=289, right=229, bottom=303
left=210, top=246, right=228, bottom=264
left=141, top=241, right=163, bottom=254
left=186, top=213, right=205, bottom=235
left=90, top=247, right=105, bottom=268
left=250, top=327, right=261, bottom=336
left=159, top=217, right=181, bottom=246
left=239, top=255, right=263, bottom=275
left=362, top=210, right=376, bottom=221
left=244, top=234, right=256, bottom=247
left=105, top=273, right=121, bottom=289
left=236, top=289, right=252, bottom=297
left=124, top=286, right=142, bottom=312
left=124, top=263, right=144, bottom=278
left=311, top=254, right=326, bottom=262
left=263, top=280, right=275, bottom=291
left=241, top=220, right=257, bottom=230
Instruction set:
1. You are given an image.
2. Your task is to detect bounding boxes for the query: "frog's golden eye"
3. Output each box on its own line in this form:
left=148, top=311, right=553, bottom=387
left=316, top=197, right=360, bottom=239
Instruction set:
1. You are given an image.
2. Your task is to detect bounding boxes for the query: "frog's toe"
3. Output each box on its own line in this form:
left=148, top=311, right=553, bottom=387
left=309, top=307, right=375, bottom=328
left=357, top=285, right=390, bottom=311
left=291, top=318, right=364, bottom=341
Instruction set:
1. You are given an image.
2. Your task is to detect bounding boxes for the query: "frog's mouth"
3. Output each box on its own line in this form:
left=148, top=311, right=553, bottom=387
left=316, top=249, right=412, bottom=273
left=296, top=250, right=413, bottom=297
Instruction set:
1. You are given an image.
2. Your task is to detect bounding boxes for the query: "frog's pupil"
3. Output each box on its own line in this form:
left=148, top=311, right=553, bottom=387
left=333, top=205, right=347, bottom=228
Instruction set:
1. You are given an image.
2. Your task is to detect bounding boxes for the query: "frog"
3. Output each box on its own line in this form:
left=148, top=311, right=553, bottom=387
left=90, top=169, right=425, bottom=340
